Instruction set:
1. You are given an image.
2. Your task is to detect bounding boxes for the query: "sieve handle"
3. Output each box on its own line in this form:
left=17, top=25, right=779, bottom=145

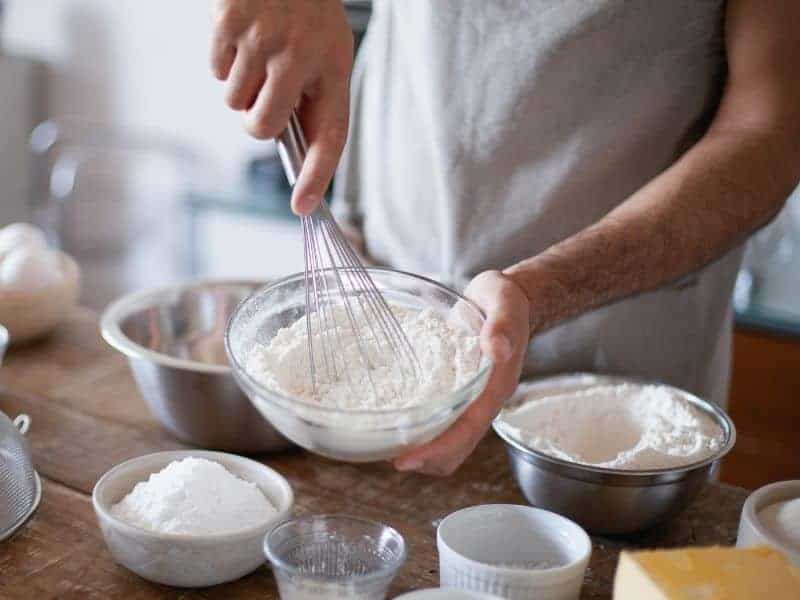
left=13, top=414, right=30, bottom=436
left=276, top=111, right=308, bottom=187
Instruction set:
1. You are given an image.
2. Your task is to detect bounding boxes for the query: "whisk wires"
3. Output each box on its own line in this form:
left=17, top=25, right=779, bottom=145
left=277, top=111, right=420, bottom=404
left=301, top=201, right=421, bottom=404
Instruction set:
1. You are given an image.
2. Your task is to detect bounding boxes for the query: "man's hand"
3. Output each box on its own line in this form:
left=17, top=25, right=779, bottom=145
left=210, top=0, right=354, bottom=215
left=393, top=271, right=530, bottom=476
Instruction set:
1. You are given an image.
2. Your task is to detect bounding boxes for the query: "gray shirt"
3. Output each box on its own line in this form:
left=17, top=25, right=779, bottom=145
left=334, top=0, right=741, bottom=407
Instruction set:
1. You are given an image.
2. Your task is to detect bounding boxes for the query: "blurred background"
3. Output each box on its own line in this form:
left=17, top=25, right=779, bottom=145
left=0, top=0, right=797, bottom=488
left=0, top=0, right=370, bottom=309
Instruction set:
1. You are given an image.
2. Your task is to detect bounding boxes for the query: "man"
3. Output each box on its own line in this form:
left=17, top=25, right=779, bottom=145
left=210, top=0, right=800, bottom=476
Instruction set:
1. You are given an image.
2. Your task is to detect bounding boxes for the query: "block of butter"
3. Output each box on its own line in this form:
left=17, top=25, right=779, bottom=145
left=613, top=545, right=800, bottom=599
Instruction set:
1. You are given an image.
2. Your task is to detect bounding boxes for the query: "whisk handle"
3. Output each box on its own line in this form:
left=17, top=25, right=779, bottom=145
left=276, top=111, right=308, bottom=187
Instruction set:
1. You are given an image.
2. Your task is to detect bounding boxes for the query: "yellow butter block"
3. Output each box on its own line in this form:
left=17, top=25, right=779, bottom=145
left=613, top=545, right=800, bottom=599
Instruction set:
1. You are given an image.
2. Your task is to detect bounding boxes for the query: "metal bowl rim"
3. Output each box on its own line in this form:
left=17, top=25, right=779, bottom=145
left=492, top=374, right=736, bottom=482
left=263, top=513, right=407, bottom=584
left=100, top=278, right=264, bottom=374
left=224, top=266, right=494, bottom=418
left=501, top=440, right=721, bottom=487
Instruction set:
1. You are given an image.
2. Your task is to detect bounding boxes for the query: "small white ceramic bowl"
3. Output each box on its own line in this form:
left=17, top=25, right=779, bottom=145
left=396, top=589, right=503, bottom=599
left=437, top=505, right=591, bottom=600
left=92, top=450, right=294, bottom=587
left=737, top=480, right=800, bottom=565
left=0, top=251, right=80, bottom=344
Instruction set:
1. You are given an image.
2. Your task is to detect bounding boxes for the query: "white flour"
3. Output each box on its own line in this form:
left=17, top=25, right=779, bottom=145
left=498, top=379, right=724, bottom=470
left=246, top=306, right=481, bottom=410
left=110, top=457, right=276, bottom=535
left=759, top=498, right=800, bottom=552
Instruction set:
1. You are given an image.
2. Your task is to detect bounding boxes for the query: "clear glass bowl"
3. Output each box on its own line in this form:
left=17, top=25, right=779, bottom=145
left=264, top=514, right=406, bottom=600
left=225, top=268, right=492, bottom=462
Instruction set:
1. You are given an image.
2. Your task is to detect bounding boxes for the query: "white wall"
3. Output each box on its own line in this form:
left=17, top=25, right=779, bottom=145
left=1, top=1, right=287, bottom=306
left=2, top=0, right=269, bottom=181
left=0, top=54, right=43, bottom=223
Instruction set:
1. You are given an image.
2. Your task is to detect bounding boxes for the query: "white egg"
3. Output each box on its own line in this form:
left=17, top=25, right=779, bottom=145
left=0, top=246, right=62, bottom=291
left=0, top=223, right=47, bottom=262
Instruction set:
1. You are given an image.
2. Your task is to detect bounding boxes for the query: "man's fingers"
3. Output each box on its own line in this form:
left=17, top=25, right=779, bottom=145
left=210, top=0, right=247, bottom=81
left=225, top=48, right=266, bottom=111
left=245, top=62, right=305, bottom=140
left=483, top=326, right=513, bottom=363
left=393, top=373, right=507, bottom=477
left=392, top=271, right=530, bottom=478
left=210, top=43, right=236, bottom=81
left=210, top=28, right=236, bottom=81
left=290, top=80, right=349, bottom=215
left=394, top=412, right=486, bottom=476
left=482, top=306, right=522, bottom=363
left=467, top=271, right=529, bottom=363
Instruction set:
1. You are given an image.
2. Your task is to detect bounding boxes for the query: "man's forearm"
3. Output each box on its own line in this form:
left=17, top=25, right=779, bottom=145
left=505, top=0, right=800, bottom=337
left=505, top=126, right=799, bottom=335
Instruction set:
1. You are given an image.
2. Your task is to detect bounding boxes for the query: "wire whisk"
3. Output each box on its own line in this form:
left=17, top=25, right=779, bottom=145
left=277, top=113, right=420, bottom=403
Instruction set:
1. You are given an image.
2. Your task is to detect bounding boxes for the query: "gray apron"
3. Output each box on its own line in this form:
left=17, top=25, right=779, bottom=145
left=334, top=0, right=741, bottom=407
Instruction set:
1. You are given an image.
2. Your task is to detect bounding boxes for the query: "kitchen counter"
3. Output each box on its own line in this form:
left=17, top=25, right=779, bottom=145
left=0, top=308, right=748, bottom=599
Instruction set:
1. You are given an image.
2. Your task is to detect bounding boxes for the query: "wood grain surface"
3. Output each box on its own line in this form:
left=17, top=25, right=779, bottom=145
left=0, top=310, right=748, bottom=599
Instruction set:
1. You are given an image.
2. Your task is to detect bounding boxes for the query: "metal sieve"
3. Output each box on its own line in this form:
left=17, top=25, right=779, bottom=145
left=0, top=410, right=42, bottom=542
left=1, top=325, right=43, bottom=541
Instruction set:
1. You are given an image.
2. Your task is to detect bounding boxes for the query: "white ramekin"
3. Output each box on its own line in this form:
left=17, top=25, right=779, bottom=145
left=437, top=504, right=591, bottom=600
left=93, top=450, right=294, bottom=587
left=737, top=479, right=800, bottom=565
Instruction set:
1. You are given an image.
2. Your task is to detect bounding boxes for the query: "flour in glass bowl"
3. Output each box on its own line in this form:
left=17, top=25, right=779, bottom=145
left=246, top=306, right=481, bottom=410
left=497, top=378, right=725, bottom=471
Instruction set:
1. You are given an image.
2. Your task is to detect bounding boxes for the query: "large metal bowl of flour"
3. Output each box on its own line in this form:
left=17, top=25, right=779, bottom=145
left=493, top=374, right=736, bottom=535
left=100, top=281, right=292, bottom=453
left=225, top=268, right=492, bottom=462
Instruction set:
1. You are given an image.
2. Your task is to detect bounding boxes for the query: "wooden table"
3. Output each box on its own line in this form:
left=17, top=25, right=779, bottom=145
left=0, top=309, right=748, bottom=599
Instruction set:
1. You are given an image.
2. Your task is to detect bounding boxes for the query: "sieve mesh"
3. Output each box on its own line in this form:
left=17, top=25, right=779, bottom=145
left=0, top=411, right=39, bottom=540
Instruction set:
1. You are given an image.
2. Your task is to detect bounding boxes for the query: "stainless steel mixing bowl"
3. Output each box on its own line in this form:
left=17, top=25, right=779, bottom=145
left=493, top=374, right=736, bottom=535
left=100, top=281, right=292, bottom=454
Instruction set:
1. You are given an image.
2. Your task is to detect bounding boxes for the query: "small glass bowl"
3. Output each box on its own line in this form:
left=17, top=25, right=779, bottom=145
left=225, top=268, right=492, bottom=462
left=264, top=514, right=407, bottom=600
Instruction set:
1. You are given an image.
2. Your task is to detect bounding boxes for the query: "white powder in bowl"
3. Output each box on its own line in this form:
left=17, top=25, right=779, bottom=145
left=110, top=457, right=276, bottom=535
left=246, top=306, right=481, bottom=410
left=758, top=498, right=800, bottom=552
left=498, top=380, right=725, bottom=470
